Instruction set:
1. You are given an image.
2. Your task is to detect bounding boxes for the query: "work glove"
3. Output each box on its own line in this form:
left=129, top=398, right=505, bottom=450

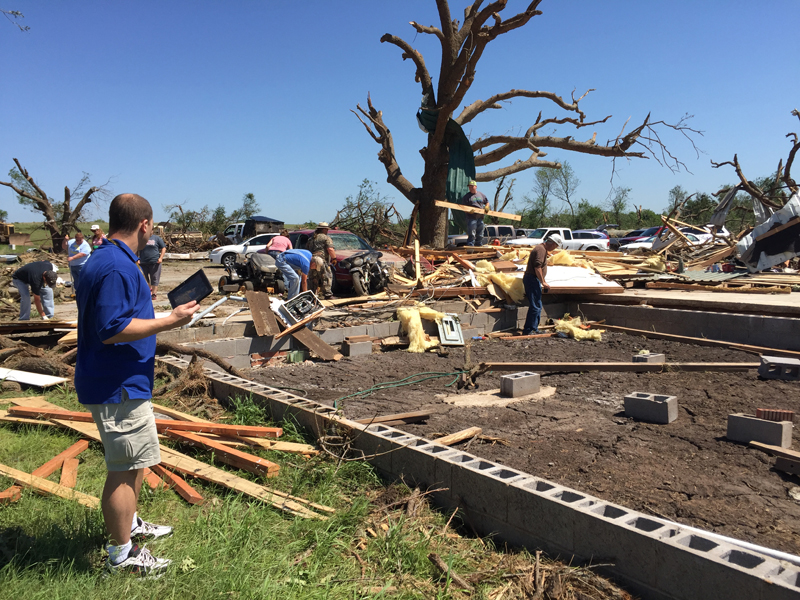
left=41, top=315, right=50, bottom=321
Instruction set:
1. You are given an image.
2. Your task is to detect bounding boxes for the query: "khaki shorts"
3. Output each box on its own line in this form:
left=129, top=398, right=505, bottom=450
left=87, top=396, right=161, bottom=472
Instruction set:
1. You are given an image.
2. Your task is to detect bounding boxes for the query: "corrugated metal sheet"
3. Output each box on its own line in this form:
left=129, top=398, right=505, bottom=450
left=677, top=271, right=744, bottom=283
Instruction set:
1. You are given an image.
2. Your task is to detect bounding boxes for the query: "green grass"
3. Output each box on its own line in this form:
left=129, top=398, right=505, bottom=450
left=1, top=221, right=109, bottom=255
left=0, top=389, right=489, bottom=599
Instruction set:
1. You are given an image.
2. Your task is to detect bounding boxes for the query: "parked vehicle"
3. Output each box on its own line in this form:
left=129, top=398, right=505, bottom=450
left=447, top=224, right=523, bottom=246
left=678, top=225, right=731, bottom=245
left=288, top=229, right=405, bottom=292
left=208, top=233, right=278, bottom=268
left=624, top=233, right=701, bottom=251
left=215, top=216, right=285, bottom=245
left=506, top=227, right=609, bottom=251
left=616, top=226, right=667, bottom=247
left=217, top=222, right=246, bottom=244
left=218, top=252, right=285, bottom=294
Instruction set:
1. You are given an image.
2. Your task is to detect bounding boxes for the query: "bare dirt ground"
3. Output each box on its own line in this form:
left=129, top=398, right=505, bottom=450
left=246, top=334, right=800, bottom=555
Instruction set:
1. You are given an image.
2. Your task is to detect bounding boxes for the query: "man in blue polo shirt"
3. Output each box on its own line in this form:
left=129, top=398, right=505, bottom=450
left=75, top=194, right=200, bottom=577
left=277, top=248, right=311, bottom=300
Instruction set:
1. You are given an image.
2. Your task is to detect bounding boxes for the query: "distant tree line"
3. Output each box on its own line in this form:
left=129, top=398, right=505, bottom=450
left=163, top=193, right=260, bottom=236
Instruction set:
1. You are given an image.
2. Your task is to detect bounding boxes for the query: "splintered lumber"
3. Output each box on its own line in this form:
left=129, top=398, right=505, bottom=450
left=32, top=440, right=90, bottom=478
left=0, top=487, right=22, bottom=504
left=291, top=327, right=342, bottom=361
left=452, top=253, right=477, bottom=271
left=9, top=397, right=330, bottom=519
left=645, top=281, right=791, bottom=294
left=59, top=458, right=79, bottom=489
left=408, top=286, right=489, bottom=299
left=7, top=407, right=283, bottom=438
left=435, top=427, right=482, bottom=446
left=595, top=324, right=800, bottom=360
left=434, top=199, right=521, bottom=222
left=0, top=408, right=59, bottom=427
left=0, top=463, right=99, bottom=509
left=414, top=238, right=421, bottom=282
left=143, top=467, right=167, bottom=490
left=274, top=309, right=324, bottom=340
left=479, top=361, right=759, bottom=374
left=164, top=430, right=280, bottom=477
left=149, top=463, right=205, bottom=505
left=756, top=216, right=800, bottom=242
left=355, top=411, right=430, bottom=426
left=246, top=291, right=280, bottom=337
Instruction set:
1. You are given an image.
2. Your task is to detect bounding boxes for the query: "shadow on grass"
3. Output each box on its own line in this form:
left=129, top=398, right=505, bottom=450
left=0, top=522, right=104, bottom=574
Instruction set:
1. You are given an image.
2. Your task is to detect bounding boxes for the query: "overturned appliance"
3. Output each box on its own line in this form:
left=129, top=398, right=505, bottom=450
left=218, top=252, right=286, bottom=294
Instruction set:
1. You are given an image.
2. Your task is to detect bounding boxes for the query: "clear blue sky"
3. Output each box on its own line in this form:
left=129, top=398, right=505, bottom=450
left=2, top=1, right=798, bottom=226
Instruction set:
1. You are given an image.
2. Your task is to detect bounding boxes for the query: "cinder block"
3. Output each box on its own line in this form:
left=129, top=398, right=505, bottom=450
left=726, top=413, right=793, bottom=448
left=500, top=372, right=541, bottom=397
left=759, top=356, right=800, bottom=381
left=449, top=458, right=527, bottom=519
left=319, top=328, right=345, bottom=344
left=624, top=392, right=678, bottom=424
left=632, top=353, right=665, bottom=364
left=342, top=341, right=373, bottom=357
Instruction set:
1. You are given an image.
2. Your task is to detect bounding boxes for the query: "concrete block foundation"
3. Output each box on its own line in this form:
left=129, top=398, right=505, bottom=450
left=624, top=392, right=678, bottom=424
left=759, top=356, right=800, bottom=381
left=342, top=341, right=372, bottom=357
left=726, top=413, right=793, bottom=448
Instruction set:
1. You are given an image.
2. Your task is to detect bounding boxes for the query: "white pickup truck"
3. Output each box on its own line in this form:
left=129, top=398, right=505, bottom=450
left=506, top=227, right=609, bottom=251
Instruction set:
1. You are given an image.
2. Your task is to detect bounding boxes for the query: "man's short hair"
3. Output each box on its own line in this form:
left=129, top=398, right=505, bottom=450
left=43, top=270, right=58, bottom=287
left=109, top=194, right=153, bottom=235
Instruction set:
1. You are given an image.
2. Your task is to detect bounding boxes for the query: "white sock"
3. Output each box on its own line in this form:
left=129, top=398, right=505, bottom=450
left=107, top=540, right=133, bottom=565
left=131, top=511, right=139, bottom=532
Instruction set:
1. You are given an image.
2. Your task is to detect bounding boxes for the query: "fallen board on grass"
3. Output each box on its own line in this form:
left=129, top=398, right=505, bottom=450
left=0, top=368, right=68, bottom=388
left=354, top=411, right=430, bottom=426
left=149, top=463, right=204, bottom=504
left=0, top=440, right=89, bottom=502
left=164, top=429, right=281, bottom=477
left=0, top=463, right=99, bottom=509
left=9, top=396, right=331, bottom=519
left=7, top=407, right=283, bottom=438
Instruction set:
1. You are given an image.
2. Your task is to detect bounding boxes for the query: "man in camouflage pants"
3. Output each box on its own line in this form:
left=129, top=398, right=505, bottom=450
left=307, top=222, right=336, bottom=299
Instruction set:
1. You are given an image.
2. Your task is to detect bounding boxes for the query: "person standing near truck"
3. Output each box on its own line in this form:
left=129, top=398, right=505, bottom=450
left=306, top=222, right=335, bottom=299
left=459, top=180, right=489, bottom=246
left=522, top=234, right=562, bottom=335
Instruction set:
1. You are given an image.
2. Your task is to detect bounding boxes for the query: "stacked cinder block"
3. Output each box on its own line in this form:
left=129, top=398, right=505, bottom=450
left=624, top=392, right=678, bottom=424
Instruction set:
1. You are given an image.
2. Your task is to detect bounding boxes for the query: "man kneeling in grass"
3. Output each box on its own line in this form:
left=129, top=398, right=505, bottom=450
left=75, top=194, right=200, bottom=577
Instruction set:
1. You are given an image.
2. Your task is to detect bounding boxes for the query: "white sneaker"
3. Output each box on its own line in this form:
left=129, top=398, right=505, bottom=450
left=131, top=516, right=173, bottom=541
left=104, top=544, right=171, bottom=578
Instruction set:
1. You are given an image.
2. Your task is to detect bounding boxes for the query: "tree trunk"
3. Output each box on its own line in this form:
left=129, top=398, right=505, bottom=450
left=418, top=141, right=450, bottom=247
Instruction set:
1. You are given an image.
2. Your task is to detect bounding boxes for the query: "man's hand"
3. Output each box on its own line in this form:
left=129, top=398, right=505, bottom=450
left=542, top=283, right=550, bottom=293
left=171, top=301, right=201, bottom=327
left=41, top=314, right=50, bottom=321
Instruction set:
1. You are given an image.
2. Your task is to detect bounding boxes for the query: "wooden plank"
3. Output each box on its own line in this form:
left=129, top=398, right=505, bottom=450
left=246, top=291, right=280, bottom=337
left=0, top=487, right=22, bottom=504
left=164, top=429, right=280, bottom=477
left=0, top=368, right=68, bottom=388
left=645, top=281, right=791, bottom=294
left=435, top=199, right=521, bottom=221
left=0, top=408, right=59, bottom=427
left=774, top=457, right=800, bottom=477
left=452, top=253, right=477, bottom=271
left=491, top=260, right=521, bottom=273
left=151, top=402, right=211, bottom=423
left=408, top=286, right=489, bottom=299
left=0, top=463, right=99, bottom=509
left=9, top=396, right=331, bottom=519
left=143, top=467, right=167, bottom=490
left=480, top=361, right=759, bottom=373
left=32, top=440, right=90, bottom=478
left=291, top=327, right=343, bottom=361
left=596, top=324, right=800, bottom=360
left=748, top=441, right=800, bottom=460
left=755, top=216, right=800, bottom=242
left=344, top=335, right=372, bottom=343
left=58, top=329, right=78, bottom=346
left=685, top=246, right=734, bottom=270
left=274, top=308, right=325, bottom=340
left=355, top=411, right=430, bottom=425
left=7, top=407, right=283, bottom=438
left=435, top=427, right=482, bottom=446
left=149, top=463, right=205, bottom=505
left=0, top=321, right=76, bottom=335
left=58, top=458, right=79, bottom=489
left=414, top=239, right=422, bottom=282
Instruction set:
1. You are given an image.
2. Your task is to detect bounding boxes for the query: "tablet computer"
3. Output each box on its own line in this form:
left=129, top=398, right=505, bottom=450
left=167, top=269, right=213, bottom=309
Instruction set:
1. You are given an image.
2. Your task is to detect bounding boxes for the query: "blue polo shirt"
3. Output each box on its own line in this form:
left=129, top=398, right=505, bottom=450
left=74, top=239, right=156, bottom=404
left=67, top=239, right=92, bottom=266
left=282, top=249, right=312, bottom=274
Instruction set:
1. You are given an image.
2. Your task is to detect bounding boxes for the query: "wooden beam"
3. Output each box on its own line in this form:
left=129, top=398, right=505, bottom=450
left=596, top=324, right=800, bottom=359
left=748, top=441, right=800, bottom=460
left=1, top=439, right=91, bottom=503
left=58, top=458, right=79, bottom=489
left=480, top=361, right=759, bottom=373
left=291, top=327, right=342, bottom=361
left=274, top=308, right=325, bottom=340
left=435, top=427, right=482, bottom=446
left=0, top=487, right=22, bottom=504
left=755, top=216, right=800, bottom=242
left=149, top=463, right=205, bottom=505
left=6, top=407, right=283, bottom=438
left=0, top=463, right=99, bottom=509
left=143, top=467, right=167, bottom=490
left=246, top=291, right=281, bottom=337
left=452, top=253, right=477, bottom=271
left=354, top=411, right=430, bottom=425
left=645, top=281, right=791, bottom=294
left=164, top=430, right=280, bottom=477
left=435, top=200, right=521, bottom=222
left=414, top=239, right=421, bottom=283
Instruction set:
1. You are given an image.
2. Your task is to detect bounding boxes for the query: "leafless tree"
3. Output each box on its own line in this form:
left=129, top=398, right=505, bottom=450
left=354, top=0, right=700, bottom=247
left=0, top=158, right=110, bottom=253
left=1, top=8, right=29, bottom=31
left=487, top=175, right=515, bottom=224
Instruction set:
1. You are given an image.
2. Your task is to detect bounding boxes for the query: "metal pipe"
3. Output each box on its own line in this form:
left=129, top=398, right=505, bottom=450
left=183, top=296, right=228, bottom=329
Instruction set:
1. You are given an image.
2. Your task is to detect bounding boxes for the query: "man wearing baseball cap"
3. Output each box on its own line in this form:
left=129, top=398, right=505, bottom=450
left=522, top=234, right=562, bottom=335
left=459, top=180, right=489, bottom=246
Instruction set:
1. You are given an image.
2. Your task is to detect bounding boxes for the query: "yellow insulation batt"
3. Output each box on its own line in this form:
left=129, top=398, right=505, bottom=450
left=397, top=307, right=440, bottom=352
left=474, top=259, right=496, bottom=272
left=474, top=271, right=526, bottom=304
left=554, top=316, right=604, bottom=341
left=498, top=248, right=531, bottom=262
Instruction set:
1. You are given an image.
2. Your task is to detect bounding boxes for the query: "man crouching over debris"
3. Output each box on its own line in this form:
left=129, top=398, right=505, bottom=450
left=522, top=234, right=562, bottom=335
left=75, top=194, right=200, bottom=577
